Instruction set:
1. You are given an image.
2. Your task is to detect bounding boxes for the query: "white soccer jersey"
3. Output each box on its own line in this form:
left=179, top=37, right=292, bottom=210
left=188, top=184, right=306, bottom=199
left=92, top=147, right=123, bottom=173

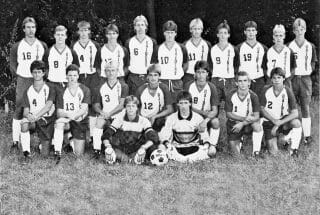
left=126, top=36, right=157, bottom=75
left=266, top=46, right=295, bottom=78
left=288, top=40, right=317, bottom=76
left=72, top=40, right=100, bottom=75
left=237, top=42, right=267, bottom=80
left=45, top=46, right=77, bottom=82
left=260, top=86, right=297, bottom=120
left=13, top=39, right=46, bottom=78
left=184, top=39, right=210, bottom=75
left=211, top=43, right=235, bottom=78
left=100, top=44, right=128, bottom=78
left=157, top=42, right=188, bottom=80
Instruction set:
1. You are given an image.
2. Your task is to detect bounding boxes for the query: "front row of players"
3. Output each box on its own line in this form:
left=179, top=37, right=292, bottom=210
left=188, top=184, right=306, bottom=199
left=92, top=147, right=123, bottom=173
left=19, top=59, right=302, bottom=164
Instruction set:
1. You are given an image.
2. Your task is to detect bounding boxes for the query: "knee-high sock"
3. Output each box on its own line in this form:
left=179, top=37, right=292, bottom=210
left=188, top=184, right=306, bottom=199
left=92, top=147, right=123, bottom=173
left=52, top=128, right=64, bottom=152
left=252, top=130, right=263, bottom=153
left=20, top=131, right=30, bottom=152
left=89, top=116, right=97, bottom=137
left=290, top=127, right=302, bottom=150
left=301, top=118, right=311, bottom=137
left=209, top=128, right=220, bottom=146
left=93, top=128, right=103, bottom=150
left=12, top=119, right=21, bottom=142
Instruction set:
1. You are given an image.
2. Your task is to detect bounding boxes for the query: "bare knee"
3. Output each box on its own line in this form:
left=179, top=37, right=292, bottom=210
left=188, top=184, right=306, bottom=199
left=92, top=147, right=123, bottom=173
left=95, top=118, right=106, bottom=129
left=21, top=121, right=30, bottom=132
left=251, top=122, right=262, bottom=132
left=290, top=119, right=301, bottom=128
left=210, top=118, right=220, bottom=129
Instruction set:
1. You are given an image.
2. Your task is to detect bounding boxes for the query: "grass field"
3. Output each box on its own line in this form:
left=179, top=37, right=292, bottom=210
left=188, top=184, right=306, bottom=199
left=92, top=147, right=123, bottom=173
left=0, top=100, right=319, bottom=215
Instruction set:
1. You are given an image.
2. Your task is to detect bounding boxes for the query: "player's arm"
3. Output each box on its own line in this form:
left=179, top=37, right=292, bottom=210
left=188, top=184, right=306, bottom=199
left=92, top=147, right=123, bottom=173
left=150, top=84, right=174, bottom=120
left=152, top=104, right=173, bottom=120
left=73, top=86, right=91, bottom=120
left=225, top=92, right=247, bottom=122
left=9, top=43, right=19, bottom=76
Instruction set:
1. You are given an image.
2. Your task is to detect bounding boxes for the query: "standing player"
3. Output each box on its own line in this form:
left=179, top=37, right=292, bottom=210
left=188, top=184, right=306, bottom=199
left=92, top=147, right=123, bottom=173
left=102, top=96, right=159, bottom=164
left=43, top=25, right=79, bottom=94
left=159, top=91, right=216, bottom=162
left=10, top=17, right=48, bottom=152
left=183, top=18, right=211, bottom=86
left=135, top=64, right=174, bottom=131
left=157, top=20, right=188, bottom=101
left=125, top=15, right=158, bottom=94
left=288, top=18, right=317, bottom=145
left=101, top=24, right=129, bottom=82
left=211, top=20, right=239, bottom=103
left=51, top=64, right=91, bottom=163
left=185, top=60, right=220, bottom=148
left=20, top=60, right=56, bottom=162
left=225, top=71, right=263, bottom=156
left=260, top=67, right=302, bottom=156
left=71, top=21, right=101, bottom=145
left=266, top=24, right=296, bottom=88
left=235, top=21, right=268, bottom=94
left=91, top=62, right=129, bottom=158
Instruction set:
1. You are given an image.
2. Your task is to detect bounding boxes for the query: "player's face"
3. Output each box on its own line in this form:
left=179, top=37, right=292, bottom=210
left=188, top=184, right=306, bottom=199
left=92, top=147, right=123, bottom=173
left=271, top=74, right=284, bottom=86
left=67, top=70, right=79, bottom=84
left=273, top=32, right=285, bottom=45
left=293, top=26, right=306, bottom=38
left=164, top=31, right=176, bottom=42
left=105, top=66, right=118, bottom=81
left=31, top=69, right=45, bottom=81
left=190, top=26, right=203, bottom=38
left=244, top=27, right=257, bottom=40
left=78, top=27, right=90, bottom=40
left=54, top=30, right=67, bottom=45
left=217, top=28, right=230, bottom=43
left=126, top=102, right=138, bottom=117
left=236, top=75, right=250, bottom=90
left=147, top=72, right=160, bottom=85
left=177, top=99, right=191, bottom=113
left=23, top=22, right=36, bottom=38
left=106, top=30, right=118, bottom=42
left=195, top=68, right=208, bottom=83
left=134, top=21, right=147, bottom=35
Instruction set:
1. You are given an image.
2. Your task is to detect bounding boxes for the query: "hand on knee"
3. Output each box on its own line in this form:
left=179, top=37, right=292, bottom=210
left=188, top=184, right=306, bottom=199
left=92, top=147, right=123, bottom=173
left=208, top=145, right=216, bottom=157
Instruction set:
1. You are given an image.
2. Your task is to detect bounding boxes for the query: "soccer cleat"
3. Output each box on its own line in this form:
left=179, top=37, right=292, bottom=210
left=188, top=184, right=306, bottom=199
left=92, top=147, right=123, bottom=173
left=54, top=151, right=61, bottom=164
left=291, top=149, right=298, bottom=158
left=303, top=136, right=312, bottom=145
left=91, top=150, right=101, bottom=160
left=283, top=138, right=291, bottom=151
left=9, top=141, right=19, bottom=154
left=22, top=151, right=32, bottom=164
left=253, top=151, right=264, bottom=159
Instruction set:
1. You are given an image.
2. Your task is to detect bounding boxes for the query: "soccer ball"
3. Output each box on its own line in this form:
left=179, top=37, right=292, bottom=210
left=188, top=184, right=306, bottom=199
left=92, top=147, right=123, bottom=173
left=150, top=149, right=169, bottom=166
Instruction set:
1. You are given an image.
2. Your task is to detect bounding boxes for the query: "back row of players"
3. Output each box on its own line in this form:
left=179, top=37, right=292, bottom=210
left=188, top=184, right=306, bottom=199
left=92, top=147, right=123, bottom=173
left=10, top=15, right=317, bottom=163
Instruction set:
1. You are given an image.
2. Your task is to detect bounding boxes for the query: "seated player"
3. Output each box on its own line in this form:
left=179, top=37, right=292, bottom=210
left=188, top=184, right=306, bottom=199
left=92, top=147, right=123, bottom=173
left=135, top=64, right=174, bottom=131
left=185, top=60, right=220, bottom=148
left=260, top=67, right=302, bottom=157
left=225, top=71, right=263, bottom=156
left=51, top=64, right=91, bottom=163
left=20, top=60, right=56, bottom=162
left=102, top=95, right=159, bottom=164
left=159, top=91, right=216, bottom=163
left=91, top=61, right=129, bottom=159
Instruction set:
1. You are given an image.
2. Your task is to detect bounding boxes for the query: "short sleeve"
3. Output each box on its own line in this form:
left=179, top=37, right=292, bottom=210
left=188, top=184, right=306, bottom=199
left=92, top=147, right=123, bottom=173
left=81, top=84, right=91, bottom=105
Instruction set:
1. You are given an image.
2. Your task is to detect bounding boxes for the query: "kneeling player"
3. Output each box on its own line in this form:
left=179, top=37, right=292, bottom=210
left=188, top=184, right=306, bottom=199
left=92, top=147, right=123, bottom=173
left=260, top=67, right=302, bottom=156
left=51, top=64, right=91, bottom=162
left=20, top=60, right=56, bottom=161
left=225, top=71, right=263, bottom=156
left=102, top=96, right=159, bottom=164
left=159, top=91, right=216, bottom=163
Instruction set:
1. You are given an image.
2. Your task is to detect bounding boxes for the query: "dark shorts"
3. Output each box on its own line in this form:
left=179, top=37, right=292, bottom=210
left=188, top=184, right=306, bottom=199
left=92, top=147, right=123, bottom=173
left=28, top=115, right=56, bottom=141
left=211, top=77, right=236, bottom=102
left=262, top=120, right=292, bottom=140
left=127, top=72, right=147, bottom=95
left=250, top=76, right=266, bottom=96
left=79, top=72, right=100, bottom=92
left=160, top=79, right=183, bottom=102
left=69, top=118, right=88, bottom=140
left=14, top=76, right=33, bottom=119
left=227, top=120, right=253, bottom=141
left=292, top=75, right=312, bottom=104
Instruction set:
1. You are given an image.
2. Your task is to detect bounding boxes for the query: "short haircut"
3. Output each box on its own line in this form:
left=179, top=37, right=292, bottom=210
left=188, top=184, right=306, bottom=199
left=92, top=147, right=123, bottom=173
left=55, top=25, right=67, bottom=34
left=194, top=60, right=211, bottom=77
left=189, top=18, right=203, bottom=29
left=66, top=64, right=80, bottom=75
left=273, top=24, right=285, bottom=34
left=77, top=21, right=91, bottom=30
left=30, top=60, right=45, bottom=73
left=22, top=17, right=36, bottom=28
left=134, top=15, right=148, bottom=27
left=235, top=71, right=251, bottom=82
left=105, top=24, right=119, bottom=34
left=176, top=91, right=192, bottom=103
left=124, top=95, right=140, bottom=108
left=293, top=18, right=306, bottom=30
left=244, top=21, right=257, bottom=30
left=217, top=20, right=230, bottom=33
left=270, top=67, right=285, bottom=78
left=163, top=20, right=177, bottom=32
left=147, top=64, right=161, bottom=75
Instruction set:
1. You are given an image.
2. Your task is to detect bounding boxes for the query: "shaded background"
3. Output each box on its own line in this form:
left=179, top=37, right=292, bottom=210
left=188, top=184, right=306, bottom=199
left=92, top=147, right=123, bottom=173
left=0, top=0, right=319, bottom=106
